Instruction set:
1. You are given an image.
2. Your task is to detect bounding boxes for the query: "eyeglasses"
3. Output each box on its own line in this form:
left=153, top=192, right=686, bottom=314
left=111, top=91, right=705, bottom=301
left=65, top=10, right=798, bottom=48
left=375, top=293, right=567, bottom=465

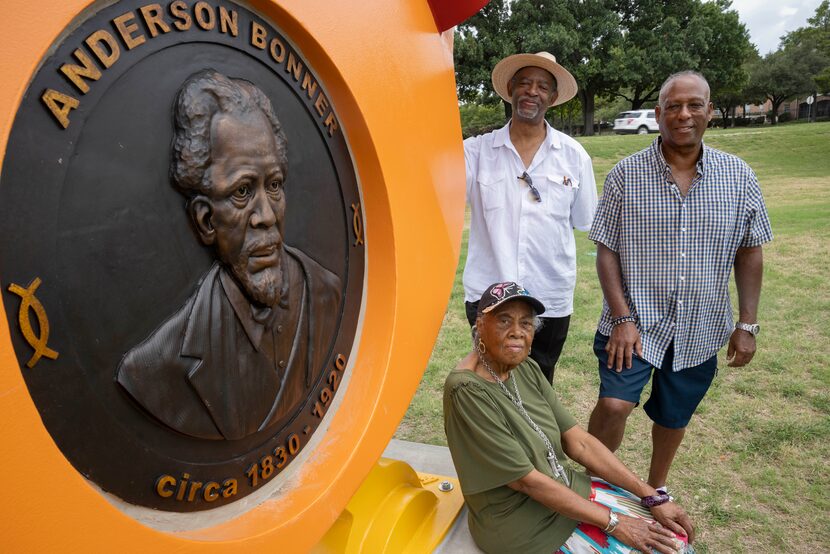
left=518, top=172, right=542, bottom=203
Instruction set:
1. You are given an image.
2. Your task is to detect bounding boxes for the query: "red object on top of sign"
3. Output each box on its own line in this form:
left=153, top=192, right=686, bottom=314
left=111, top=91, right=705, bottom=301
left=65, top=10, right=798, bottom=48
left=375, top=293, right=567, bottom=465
left=428, top=0, right=489, bottom=31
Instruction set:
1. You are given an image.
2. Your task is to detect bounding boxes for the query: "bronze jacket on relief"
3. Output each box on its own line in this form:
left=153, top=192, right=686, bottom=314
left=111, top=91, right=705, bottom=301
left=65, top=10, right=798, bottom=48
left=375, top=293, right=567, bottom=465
left=116, top=245, right=341, bottom=440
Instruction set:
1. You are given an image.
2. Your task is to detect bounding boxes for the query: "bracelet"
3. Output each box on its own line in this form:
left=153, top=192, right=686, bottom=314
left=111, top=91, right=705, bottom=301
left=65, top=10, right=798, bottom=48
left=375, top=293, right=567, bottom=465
left=639, top=493, right=671, bottom=508
left=603, top=511, right=619, bottom=534
left=611, top=315, right=636, bottom=327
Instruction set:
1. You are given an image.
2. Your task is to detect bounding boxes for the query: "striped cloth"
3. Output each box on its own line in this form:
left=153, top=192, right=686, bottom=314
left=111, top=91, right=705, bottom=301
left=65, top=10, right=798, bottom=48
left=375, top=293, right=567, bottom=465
left=589, top=138, right=773, bottom=371
left=557, top=479, right=693, bottom=554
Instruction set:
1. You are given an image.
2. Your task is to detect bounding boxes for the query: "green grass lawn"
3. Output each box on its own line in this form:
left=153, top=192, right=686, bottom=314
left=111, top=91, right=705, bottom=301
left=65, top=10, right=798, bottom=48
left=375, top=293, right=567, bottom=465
left=395, top=122, right=830, bottom=552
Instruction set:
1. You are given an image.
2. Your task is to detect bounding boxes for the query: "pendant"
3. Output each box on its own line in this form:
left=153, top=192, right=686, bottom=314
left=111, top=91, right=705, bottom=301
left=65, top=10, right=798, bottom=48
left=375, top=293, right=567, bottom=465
left=548, top=451, right=570, bottom=487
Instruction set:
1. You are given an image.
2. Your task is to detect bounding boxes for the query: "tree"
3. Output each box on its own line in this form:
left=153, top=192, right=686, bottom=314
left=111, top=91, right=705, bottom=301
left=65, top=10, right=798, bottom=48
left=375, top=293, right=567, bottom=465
left=608, top=0, right=701, bottom=110
left=454, top=0, right=580, bottom=120
left=489, top=0, right=622, bottom=136
left=780, top=0, right=830, bottom=120
left=691, top=1, right=755, bottom=127
left=549, top=97, right=583, bottom=136
left=452, top=0, right=757, bottom=133
left=559, top=0, right=621, bottom=135
left=810, top=0, right=830, bottom=50
left=498, top=0, right=580, bottom=121
left=454, top=0, right=513, bottom=107
left=606, top=0, right=754, bottom=117
left=454, top=0, right=621, bottom=135
left=747, top=42, right=823, bottom=124
left=459, top=103, right=505, bottom=138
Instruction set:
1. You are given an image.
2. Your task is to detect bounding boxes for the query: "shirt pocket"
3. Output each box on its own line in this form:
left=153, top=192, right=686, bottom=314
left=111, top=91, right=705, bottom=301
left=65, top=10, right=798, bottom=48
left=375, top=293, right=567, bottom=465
left=695, top=185, right=742, bottom=248
left=543, top=174, right=578, bottom=220
left=478, top=172, right=507, bottom=212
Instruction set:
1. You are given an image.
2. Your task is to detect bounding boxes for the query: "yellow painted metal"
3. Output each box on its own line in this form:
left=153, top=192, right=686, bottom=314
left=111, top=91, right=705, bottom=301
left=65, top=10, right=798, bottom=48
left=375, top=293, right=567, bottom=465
left=313, top=459, right=464, bottom=553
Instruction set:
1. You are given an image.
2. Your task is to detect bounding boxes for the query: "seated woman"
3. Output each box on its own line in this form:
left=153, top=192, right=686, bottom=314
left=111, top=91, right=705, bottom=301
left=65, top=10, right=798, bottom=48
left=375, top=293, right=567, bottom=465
left=444, top=282, right=695, bottom=554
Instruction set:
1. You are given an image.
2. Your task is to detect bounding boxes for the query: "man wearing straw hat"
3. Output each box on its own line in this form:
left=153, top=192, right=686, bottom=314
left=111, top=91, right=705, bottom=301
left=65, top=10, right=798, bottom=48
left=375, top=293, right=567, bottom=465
left=462, top=52, right=598, bottom=383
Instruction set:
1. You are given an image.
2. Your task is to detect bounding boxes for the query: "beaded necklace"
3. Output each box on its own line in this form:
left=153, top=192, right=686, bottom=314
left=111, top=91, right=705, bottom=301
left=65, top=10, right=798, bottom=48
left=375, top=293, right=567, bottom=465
left=480, top=356, right=570, bottom=486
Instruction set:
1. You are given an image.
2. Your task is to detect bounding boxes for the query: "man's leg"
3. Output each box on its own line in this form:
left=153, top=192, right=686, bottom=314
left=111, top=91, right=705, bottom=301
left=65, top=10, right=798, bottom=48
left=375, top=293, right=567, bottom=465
left=529, top=315, right=570, bottom=383
left=588, top=397, right=637, bottom=452
left=465, top=301, right=478, bottom=327
left=648, top=424, right=686, bottom=488
left=642, top=346, right=718, bottom=488
left=587, top=332, right=653, bottom=452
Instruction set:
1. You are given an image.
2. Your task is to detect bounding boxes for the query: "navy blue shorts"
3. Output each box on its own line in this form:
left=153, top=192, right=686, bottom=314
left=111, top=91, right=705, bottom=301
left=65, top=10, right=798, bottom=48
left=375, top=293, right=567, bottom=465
left=594, top=332, right=717, bottom=429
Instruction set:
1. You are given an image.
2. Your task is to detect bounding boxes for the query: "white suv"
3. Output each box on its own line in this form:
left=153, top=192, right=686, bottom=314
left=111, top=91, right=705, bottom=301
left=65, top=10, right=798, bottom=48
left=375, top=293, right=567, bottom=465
left=613, top=110, right=659, bottom=134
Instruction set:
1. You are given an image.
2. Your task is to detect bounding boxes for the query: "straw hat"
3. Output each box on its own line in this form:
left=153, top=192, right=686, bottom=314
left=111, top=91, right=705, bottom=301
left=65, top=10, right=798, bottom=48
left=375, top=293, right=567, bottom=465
left=491, top=51, right=578, bottom=107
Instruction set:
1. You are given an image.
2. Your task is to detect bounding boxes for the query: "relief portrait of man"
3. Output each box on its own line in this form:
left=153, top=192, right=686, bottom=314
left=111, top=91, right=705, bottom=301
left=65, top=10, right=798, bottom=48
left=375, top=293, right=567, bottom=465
left=116, top=70, right=341, bottom=441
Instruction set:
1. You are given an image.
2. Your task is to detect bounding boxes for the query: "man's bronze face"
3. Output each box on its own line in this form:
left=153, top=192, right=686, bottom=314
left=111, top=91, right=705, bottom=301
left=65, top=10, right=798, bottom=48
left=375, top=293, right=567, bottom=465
left=192, top=109, right=287, bottom=307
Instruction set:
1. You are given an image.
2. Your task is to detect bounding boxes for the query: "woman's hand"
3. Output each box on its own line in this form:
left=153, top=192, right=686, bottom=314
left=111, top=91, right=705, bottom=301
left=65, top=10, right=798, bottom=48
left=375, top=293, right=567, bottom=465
left=611, top=514, right=685, bottom=554
left=650, top=502, right=695, bottom=543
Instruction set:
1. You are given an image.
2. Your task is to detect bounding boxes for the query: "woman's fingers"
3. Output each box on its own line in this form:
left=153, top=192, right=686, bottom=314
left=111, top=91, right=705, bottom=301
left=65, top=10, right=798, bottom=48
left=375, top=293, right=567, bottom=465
left=646, top=525, right=683, bottom=554
left=622, top=518, right=683, bottom=554
left=653, top=504, right=695, bottom=542
left=659, top=516, right=687, bottom=539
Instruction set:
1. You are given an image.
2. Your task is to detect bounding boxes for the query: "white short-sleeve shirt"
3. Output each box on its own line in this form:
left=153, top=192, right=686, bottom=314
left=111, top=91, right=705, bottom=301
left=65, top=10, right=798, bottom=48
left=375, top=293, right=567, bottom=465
left=463, top=121, right=598, bottom=317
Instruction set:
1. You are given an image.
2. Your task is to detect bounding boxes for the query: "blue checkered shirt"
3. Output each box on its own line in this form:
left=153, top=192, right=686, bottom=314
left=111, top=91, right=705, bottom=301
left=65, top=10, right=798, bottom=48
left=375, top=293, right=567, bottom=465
left=589, top=139, right=773, bottom=371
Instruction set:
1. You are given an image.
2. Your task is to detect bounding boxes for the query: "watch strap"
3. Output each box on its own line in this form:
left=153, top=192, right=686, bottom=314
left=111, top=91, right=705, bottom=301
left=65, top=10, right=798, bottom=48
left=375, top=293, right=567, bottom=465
left=640, top=493, right=671, bottom=508
left=735, top=321, right=760, bottom=336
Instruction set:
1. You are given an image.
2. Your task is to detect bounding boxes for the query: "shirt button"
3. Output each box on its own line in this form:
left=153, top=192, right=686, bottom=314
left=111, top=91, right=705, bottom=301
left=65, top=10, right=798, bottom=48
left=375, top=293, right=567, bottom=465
left=681, top=227, right=687, bottom=232
left=679, top=276, right=685, bottom=281
left=678, top=300, right=684, bottom=305
left=681, top=253, right=686, bottom=258
left=277, top=325, right=284, bottom=333
left=278, top=360, right=286, bottom=369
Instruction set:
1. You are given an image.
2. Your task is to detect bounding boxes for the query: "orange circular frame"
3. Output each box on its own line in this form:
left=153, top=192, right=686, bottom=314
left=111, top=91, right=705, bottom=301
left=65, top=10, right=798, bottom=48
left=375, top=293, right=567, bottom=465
left=0, top=0, right=464, bottom=550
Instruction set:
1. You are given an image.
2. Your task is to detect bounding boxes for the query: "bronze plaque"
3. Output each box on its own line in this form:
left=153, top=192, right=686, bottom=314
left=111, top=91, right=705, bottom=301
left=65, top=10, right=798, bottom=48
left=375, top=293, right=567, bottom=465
left=0, top=0, right=363, bottom=512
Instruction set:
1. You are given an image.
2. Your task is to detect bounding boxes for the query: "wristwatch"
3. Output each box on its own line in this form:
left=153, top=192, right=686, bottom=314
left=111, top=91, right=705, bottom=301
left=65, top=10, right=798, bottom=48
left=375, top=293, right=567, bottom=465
left=640, top=493, right=671, bottom=508
left=735, top=322, right=760, bottom=336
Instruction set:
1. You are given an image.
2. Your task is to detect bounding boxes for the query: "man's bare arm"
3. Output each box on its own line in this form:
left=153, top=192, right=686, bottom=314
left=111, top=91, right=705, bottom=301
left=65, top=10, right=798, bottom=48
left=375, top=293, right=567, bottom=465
left=596, top=243, right=642, bottom=371
left=728, top=246, right=763, bottom=367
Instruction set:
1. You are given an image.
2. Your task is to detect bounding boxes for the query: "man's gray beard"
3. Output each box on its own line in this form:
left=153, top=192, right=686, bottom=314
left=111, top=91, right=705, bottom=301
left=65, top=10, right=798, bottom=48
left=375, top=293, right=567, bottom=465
left=515, top=104, right=540, bottom=120
left=231, top=260, right=283, bottom=308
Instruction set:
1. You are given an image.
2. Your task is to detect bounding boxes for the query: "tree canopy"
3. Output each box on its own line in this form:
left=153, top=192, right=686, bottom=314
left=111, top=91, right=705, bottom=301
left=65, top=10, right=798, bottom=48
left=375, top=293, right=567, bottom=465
left=454, top=0, right=829, bottom=133
left=748, top=0, right=830, bottom=123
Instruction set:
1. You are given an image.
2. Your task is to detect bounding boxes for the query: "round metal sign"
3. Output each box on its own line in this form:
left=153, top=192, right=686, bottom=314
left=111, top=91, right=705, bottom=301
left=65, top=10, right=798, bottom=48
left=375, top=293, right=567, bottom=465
left=0, top=0, right=363, bottom=512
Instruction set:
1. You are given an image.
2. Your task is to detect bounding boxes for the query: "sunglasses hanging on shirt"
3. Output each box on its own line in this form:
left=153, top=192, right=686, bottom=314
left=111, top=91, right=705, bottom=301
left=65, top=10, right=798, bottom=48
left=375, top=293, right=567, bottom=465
left=518, top=172, right=542, bottom=203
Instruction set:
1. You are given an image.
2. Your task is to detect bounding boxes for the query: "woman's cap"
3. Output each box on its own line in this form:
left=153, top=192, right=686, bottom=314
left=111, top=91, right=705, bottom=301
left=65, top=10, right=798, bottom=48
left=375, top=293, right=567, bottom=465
left=477, top=281, right=545, bottom=316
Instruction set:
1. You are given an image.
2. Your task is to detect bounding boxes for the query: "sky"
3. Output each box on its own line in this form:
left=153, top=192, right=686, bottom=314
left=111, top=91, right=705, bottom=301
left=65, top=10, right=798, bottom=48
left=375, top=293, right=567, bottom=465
left=729, top=0, right=824, bottom=55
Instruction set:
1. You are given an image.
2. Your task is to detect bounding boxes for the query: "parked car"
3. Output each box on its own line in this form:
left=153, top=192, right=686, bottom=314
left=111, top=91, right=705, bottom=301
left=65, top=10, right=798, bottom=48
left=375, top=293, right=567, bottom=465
left=613, top=110, right=659, bottom=134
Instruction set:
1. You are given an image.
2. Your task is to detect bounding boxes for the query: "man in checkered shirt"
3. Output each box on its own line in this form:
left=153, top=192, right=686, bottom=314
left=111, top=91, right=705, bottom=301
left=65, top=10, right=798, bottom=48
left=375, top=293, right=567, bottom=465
left=586, top=71, right=773, bottom=493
